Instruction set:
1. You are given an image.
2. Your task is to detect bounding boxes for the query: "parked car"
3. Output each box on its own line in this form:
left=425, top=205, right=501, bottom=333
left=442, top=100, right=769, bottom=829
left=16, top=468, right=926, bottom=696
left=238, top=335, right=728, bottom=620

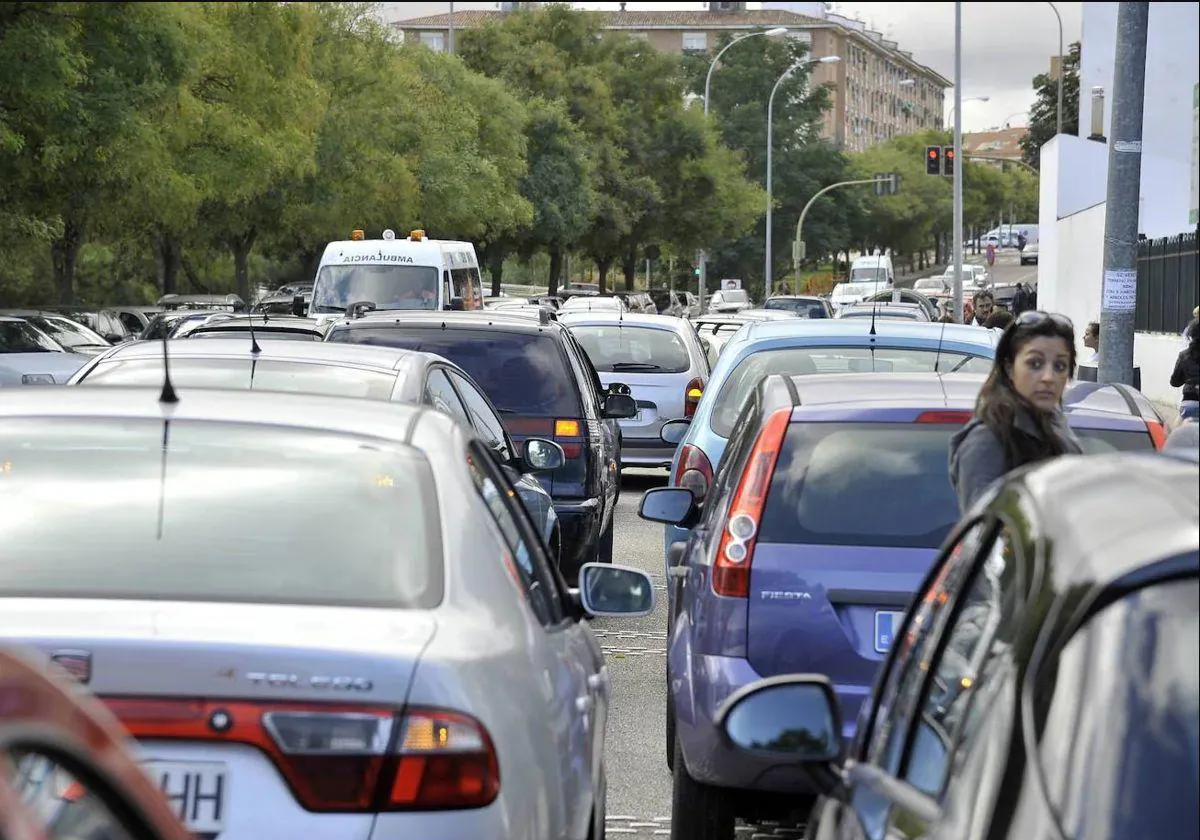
left=0, top=309, right=116, bottom=356
left=0, top=315, right=91, bottom=386
left=560, top=312, right=711, bottom=468
left=715, top=450, right=1197, bottom=840
left=67, top=337, right=566, bottom=562
left=324, top=310, right=638, bottom=582
left=640, top=373, right=1191, bottom=837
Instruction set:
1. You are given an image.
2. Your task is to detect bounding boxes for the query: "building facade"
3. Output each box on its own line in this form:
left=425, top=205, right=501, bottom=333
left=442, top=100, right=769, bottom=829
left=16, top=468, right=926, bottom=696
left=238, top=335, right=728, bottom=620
left=962, top=126, right=1029, bottom=168
left=395, top=2, right=949, bottom=152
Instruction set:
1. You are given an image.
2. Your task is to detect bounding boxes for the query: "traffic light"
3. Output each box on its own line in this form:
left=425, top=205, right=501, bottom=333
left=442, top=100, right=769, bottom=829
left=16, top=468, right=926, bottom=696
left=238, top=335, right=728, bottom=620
left=925, top=146, right=942, bottom=176
left=944, top=146, right=955, bottom=176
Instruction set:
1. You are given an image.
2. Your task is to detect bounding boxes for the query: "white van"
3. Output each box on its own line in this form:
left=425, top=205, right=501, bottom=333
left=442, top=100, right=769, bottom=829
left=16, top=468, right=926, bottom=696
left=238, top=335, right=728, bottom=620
left=298, top=228, right=484, bottom=321
left=849, top=254, right=895, bottom=287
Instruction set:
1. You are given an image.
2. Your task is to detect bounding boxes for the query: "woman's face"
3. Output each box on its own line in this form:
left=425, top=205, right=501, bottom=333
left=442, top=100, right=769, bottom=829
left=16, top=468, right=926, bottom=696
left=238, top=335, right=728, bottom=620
left=1006, top=335, right=1072, bottom=411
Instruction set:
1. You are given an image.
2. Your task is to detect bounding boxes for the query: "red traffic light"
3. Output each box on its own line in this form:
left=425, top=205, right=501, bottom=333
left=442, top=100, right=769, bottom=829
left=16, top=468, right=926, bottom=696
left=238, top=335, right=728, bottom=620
left=928, top=149, right=938, bottom=158
left=945, top=148, right=956, bottom=159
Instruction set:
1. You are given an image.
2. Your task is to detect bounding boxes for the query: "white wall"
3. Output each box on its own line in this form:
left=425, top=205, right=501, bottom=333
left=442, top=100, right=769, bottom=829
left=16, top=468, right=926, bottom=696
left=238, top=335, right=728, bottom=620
left=1078, top=1, right=1200, bottom=237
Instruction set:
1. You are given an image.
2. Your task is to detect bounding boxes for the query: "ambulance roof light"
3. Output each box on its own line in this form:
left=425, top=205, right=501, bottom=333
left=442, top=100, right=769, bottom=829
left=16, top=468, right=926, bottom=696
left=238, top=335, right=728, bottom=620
left=409, top=229, right=426, bottom=242
left=382, top=229, right=396, bottom=241
left=350, top=229, right=365, bottom=241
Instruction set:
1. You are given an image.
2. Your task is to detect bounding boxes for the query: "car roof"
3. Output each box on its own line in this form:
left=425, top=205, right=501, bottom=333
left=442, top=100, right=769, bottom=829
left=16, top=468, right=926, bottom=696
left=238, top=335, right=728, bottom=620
left=740, top=318, right=997, bottom=347
left=557, top=312, right=686, bottom=329
left=331, top=310, right=559, bottom=335
left=0, top=385, right=430, bottom=445
left=88, top=338, right=422, bottom=372
left=1013, top=452, right=1198, bottom=588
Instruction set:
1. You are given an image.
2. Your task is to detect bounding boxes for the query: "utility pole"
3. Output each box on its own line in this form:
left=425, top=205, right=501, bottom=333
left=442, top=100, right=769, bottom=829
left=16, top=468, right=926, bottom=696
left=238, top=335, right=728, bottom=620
left=952, top=1, right=965, bottom=323
left=1098, top=1, right=1149, bottom=387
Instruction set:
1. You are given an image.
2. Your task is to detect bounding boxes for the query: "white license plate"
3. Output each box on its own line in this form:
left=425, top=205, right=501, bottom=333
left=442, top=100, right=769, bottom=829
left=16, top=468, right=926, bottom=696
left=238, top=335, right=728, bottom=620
left=874, top=610, right=905, bottom=653
left=141, top=761, right=228, bottom=833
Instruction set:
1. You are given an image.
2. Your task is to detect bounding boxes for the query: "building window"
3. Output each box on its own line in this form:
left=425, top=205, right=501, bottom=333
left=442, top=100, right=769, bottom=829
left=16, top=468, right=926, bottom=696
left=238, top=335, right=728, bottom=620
left=682, top=32, right=708, bottom=52
left=420, top=31, right=445, bottom=51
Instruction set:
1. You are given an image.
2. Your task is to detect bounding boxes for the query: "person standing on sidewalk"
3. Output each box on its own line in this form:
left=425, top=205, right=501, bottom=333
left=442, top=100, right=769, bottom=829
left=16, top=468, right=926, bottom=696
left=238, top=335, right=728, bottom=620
left=949, top=311, right=1082, bottom=512
left=1170, top=319, right=1200, bottom=421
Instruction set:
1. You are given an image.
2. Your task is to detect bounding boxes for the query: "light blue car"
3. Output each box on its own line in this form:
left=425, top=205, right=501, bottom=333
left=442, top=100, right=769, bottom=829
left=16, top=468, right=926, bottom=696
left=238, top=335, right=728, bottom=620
left=659, top=319, right=1001, bottom=562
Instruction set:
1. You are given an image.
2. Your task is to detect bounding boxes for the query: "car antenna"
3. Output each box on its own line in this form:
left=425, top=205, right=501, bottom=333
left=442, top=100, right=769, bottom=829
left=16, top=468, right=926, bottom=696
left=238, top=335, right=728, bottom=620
left=933, top=317, right=948, bottom=373
left=159, top=331, right=178, bottom=404
left=869, top=286, right=879, bottom=336
left=246, top=310, right=262, bottom=355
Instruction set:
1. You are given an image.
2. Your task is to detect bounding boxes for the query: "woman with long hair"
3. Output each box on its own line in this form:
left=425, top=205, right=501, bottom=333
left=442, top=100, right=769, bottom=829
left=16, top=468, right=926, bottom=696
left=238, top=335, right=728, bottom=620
left=949, top=311, right=1083, bottom=511
left=1170, top=319, right=1200, bottom=421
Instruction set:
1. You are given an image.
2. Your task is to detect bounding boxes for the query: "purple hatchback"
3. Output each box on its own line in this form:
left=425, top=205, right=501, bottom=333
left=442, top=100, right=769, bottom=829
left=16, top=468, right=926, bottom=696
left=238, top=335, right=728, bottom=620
left=638, top=372, right=1163, bottom=837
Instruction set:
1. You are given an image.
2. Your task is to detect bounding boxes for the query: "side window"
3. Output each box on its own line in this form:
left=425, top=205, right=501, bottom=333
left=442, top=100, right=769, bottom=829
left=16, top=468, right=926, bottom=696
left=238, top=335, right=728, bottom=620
left=465, top=444, right=559, bottom=627
left=560, top=333, right=601, bottom=419
left=424, top=369, right=472, bottom=427
left=868, top=520, right=993, bottom=771
left=448, top=371, right=513, bottom=462
left=901, top=525, right=1026, bottom=797
left=450, top=267, right=481, bottom=310
left=700, top=390, right=761, bottom=533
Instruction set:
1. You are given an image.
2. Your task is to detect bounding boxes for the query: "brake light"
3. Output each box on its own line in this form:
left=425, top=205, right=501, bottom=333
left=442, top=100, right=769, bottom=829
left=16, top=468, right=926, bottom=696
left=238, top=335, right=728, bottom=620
left=684, top=378, right=704, bottom=419
left=916, top=410, right=973, bottom=424
left=713, top=407, right=791, bottom=598
left=103, top=698, right=499, bottom=812
left=1145, top=419, right=1167, bottom=450
left=672, top=443, right=714, bottom=501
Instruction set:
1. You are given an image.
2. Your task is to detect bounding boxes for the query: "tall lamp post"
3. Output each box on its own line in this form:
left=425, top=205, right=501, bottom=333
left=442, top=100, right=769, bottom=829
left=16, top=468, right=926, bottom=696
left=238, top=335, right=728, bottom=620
left=1046, top=1, right=1065, bottom=136
left=765, top=55, right=840, bottom=297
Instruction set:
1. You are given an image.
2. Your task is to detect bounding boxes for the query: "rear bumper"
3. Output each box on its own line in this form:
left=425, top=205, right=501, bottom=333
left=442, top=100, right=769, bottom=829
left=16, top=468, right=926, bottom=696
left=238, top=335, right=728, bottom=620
left=553, top=497, right=602, bottom=579
left=619, top=436, right=675, bottom=468
left=371, top=804, right=508, bottom=840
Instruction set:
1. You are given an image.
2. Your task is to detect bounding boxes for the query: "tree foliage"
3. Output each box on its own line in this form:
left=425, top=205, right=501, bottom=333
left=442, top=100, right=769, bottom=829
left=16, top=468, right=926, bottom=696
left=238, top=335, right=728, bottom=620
left=1021, top=41, right=1080, bottom=169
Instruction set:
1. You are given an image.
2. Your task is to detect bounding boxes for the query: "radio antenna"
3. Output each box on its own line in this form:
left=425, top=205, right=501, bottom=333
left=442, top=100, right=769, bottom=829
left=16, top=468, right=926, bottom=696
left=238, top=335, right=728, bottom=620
left=159, top=332, right=178, bottom=404
left=932, top=316, right=949, bottom=373
left=246, top=311, right=262, bottom=355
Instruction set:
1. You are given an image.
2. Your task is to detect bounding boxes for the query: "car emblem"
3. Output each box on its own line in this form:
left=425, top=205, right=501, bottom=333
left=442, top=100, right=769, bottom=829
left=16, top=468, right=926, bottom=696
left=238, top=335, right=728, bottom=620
left=50, top=650, right=92, bottom=685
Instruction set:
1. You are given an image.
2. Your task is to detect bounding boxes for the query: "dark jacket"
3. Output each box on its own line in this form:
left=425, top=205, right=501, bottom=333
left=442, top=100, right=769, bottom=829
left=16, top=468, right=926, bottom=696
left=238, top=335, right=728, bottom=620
left=1169, top=346, right=1200, bottom=402
left=948, top=408, right=1082, bottom=513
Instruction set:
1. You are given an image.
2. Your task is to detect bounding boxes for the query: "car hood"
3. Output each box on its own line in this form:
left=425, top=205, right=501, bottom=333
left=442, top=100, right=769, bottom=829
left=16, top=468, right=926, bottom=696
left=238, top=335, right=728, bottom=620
left=0, top=352, right=91, bottom=386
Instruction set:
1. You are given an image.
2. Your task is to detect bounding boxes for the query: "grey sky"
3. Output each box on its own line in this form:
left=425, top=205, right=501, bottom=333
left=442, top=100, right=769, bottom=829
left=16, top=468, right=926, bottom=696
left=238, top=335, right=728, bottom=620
left=376, top=2, right=1083, bottom=132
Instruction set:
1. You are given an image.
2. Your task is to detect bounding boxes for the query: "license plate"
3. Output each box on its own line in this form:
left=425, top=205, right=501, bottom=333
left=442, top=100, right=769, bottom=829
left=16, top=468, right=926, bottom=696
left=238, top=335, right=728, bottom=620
left=141, top=761, right=228, bottom=833
left=874, top=610, right=905, bottom=653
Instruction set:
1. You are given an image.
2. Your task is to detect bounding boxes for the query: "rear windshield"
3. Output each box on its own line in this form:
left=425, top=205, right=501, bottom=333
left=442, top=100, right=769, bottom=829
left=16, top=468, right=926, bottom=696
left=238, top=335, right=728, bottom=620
left=570, top=325, right=691, bottom=374
left=710, top=347, right=993, bottom=437
left=1074, top=426, right=1155, bottom=452
left=0, top=418, right=442, bottom=608
left=839, top=308, right=922, bottom=321
left=716, top=290, right=748, bottom=303
left=759, top=422, right=962, bottom=549
left=764, top=298, right=828, bottom=318
left=329, top=327, right=580, bottom=417
left=78, top=358, right=398, bottom=400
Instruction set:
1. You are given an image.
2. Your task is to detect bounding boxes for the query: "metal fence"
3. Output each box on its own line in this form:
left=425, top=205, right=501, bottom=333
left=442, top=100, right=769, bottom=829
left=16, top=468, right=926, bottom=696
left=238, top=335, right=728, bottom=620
left=1136, top=228, right=1198, bottom=332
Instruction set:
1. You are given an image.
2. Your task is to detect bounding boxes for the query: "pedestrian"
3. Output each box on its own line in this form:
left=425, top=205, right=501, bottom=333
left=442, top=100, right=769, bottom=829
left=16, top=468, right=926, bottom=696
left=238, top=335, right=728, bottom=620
left=1009, top=283, right=1026, bottom=315
left=949, top=311, right=1082, bottom=512
left=1082, top=321, right=1100, bottom=365
left=985, top=242, right=996, bottom=267
left=1169, top=319, right=1200, bottom=421
left=983, top=309, right=1013, bottom=330
left=1017, top=230, right=1028, bottom=251
left=969, top=290, right=995, bottom=326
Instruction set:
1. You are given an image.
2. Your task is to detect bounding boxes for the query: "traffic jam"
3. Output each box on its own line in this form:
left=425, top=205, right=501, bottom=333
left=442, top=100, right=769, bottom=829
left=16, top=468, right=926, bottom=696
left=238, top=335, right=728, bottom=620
left=1, top=228, right=1196, bottom=840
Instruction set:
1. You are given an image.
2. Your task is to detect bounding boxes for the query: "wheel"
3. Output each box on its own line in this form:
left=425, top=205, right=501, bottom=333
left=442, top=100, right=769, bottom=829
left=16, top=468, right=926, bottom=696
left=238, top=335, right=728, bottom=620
left=670, top=736, right=736, bottom=840
left=597, top=518, right=614, bottom=564
left=665, top=684, right=676, bottom=771
left=589, top=763, right=607, bottom=840
left=550, top=525, right=562, bottom=570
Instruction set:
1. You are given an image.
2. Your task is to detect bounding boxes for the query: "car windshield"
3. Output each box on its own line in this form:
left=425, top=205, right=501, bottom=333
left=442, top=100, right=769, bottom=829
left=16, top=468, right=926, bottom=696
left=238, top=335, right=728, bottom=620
left=311, top=264, right=440, bottom=314
left=329, top=326, right=580, bottom=417
left=0, top=321, right=62, bottom=354
left=850, top=267, right=889, bottom=283
left=832, top=282, right=872, bottom=299
left=78, top=357, right=399, bottom=399
left=31, top=316, right=110, bottom=349
left=760, top=422, right=963, bottom=549
left=570, top=325, right=691, bottom=373
left=710, top=346, right=993, bottom=437
left=914, top=279, right=946, bottom=291
left=0, top=418, right=441, bottom=608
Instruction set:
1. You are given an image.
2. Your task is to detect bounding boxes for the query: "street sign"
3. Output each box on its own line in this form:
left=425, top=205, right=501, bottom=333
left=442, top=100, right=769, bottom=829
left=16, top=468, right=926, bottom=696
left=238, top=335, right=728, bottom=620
left=873, top=172, right=900, bottom=196
left=721, top=278, right=743, bottom=291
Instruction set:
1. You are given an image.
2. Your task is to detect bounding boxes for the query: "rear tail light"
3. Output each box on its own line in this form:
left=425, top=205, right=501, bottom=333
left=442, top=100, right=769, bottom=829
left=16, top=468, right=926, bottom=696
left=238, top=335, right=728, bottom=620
left=672, top=443, right=714, bottom=502
left=683, top=378, right=704, bottom=419
left=713, top=407, right=791, bottom=598
left=1145, top=419, right=1167, bottom=450
left=916, top=410, right=973, bottom=424
left=104, top=698, right=499, bottom=812
left=554, top=417, right=584, bottom=459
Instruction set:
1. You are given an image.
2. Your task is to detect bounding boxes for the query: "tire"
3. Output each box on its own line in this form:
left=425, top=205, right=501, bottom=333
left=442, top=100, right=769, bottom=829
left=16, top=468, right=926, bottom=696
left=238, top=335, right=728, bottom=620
left=589, top=763, right=607, bottom=840
left=670, top=736, right=736, bottom=840
left=665, top=688, right=676, bottom=771
left=550, top=525, right=562, bottom=570
left=597, top=518, right=614, bottom=564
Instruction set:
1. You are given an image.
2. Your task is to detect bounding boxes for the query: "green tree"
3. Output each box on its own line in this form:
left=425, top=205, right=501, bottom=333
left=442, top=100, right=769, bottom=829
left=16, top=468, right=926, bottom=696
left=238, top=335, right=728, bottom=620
left=1021, top=41, right=1080, bottom=169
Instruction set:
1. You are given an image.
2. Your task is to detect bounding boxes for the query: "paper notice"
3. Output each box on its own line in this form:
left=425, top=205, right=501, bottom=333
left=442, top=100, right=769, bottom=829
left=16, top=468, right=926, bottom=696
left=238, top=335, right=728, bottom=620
left=1102, top=269, right=1137, bottom=311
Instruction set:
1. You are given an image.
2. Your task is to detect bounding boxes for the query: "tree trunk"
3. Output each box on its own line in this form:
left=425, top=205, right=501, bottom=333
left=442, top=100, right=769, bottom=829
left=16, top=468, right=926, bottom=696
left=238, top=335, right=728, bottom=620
left=50, top=217, right=84, bottom=305
left=230, top=229, right=257, bottom=302
left=180, top=257, right=208, bottom=293
left=596, top=257, right=614, bottom=295
left=153, top=230, right=182, bottom=295
left=621, top=244, right=638, bottom=291
left=488, top=250, right=505, bottom=296
left=547, top=250, right=563, bottom=297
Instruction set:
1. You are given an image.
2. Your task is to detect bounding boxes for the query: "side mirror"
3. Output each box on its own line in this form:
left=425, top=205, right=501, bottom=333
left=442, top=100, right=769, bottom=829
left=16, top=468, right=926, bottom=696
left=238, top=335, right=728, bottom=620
left=602, top=392, right=638, bottom=420
left=522, top=438, right=565, bottom=473
left=638, top=487, right=699, bottom=527
left=660, top=419, right=690, bottom=445
left=446, top=297, right=466, bottom=311
left=716, top=675, right=845, bottom=765
left=575, top=562, right=655, bottom=617
left=291, top=295, right=307, bottom=317
left=103, top=333, right=125, bottom=344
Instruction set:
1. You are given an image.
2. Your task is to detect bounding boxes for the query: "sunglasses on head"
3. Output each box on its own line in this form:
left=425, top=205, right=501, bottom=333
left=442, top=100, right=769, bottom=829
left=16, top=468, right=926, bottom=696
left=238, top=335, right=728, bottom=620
left=1014, top=310, right=1073, bottom=331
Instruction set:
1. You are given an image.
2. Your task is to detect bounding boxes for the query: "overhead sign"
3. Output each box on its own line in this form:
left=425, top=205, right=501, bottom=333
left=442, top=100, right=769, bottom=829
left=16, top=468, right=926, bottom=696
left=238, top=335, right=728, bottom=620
left=721, top=278, right=742, bottom=291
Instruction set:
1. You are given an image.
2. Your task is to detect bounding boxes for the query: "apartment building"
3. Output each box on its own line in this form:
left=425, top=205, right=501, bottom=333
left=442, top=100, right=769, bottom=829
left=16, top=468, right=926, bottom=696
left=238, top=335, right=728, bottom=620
left=394, top=1, right=949, bottom=152
left=961, top=126, right=1029, bottom=168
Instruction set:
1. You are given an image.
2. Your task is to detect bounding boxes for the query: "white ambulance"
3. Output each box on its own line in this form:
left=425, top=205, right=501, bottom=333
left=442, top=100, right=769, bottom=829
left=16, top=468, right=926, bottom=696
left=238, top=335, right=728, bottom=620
left=296, top=228, right=484, bottom=322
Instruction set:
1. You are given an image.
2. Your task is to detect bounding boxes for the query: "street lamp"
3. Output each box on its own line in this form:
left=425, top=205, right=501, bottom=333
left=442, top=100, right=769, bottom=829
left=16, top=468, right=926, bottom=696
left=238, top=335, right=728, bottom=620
left=946, top=95, right=990, bottom=129
left=765, top=55, right=840, bottom=297
left=703, top=27, right=789, bottom=116
left=1046, top=1, right=1065, bottom=137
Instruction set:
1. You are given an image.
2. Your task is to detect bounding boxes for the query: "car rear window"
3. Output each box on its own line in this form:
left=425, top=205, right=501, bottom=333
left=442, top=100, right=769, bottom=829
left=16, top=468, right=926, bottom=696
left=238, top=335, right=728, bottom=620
left=329, top=326, right=580, bottom=417
left=0, top=418, right=442, bottom=608
left=569, top=325, right=691, bottom=374
left=78, top=358, right=398, bottom=400
left=1074, top=426, right=1155, bottom=452
left=710, top=347, right=993, bottom=437
left=758, top=422, right=962, bottom=549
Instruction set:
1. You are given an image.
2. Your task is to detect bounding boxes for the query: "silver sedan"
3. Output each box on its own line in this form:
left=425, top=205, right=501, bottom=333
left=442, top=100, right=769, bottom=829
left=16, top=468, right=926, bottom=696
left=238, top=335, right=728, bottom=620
left=559, top=312, right=710, bottom=468
left=0, top=386, right=655, bottom=840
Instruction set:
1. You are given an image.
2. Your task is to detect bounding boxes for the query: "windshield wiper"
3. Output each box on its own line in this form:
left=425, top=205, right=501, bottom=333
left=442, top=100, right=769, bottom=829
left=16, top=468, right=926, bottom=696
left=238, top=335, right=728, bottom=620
left=609, top=362, right=664, bottom=371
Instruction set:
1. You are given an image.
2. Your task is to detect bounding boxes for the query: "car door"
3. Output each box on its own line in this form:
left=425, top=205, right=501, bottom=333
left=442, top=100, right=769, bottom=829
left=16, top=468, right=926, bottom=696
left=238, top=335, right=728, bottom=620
left=422, top=366, right=474, bottom=428
left=465, top=443, right=604, bottom=840
left=444, top=368, right=517, bottom=464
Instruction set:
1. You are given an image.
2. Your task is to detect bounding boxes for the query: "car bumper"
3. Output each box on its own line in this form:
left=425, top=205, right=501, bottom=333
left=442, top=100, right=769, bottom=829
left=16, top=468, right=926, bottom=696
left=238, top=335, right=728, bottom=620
left=553, top=497, right=603, bottom=580
left=619, top=436, right=675, bottom=468
left=370, top=802, right=509, bottom=839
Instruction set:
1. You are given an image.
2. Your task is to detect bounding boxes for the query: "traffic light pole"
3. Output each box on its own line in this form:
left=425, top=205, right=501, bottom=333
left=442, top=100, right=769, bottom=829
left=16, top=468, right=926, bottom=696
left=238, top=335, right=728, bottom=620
left=952, top=1, right=965, bottom=323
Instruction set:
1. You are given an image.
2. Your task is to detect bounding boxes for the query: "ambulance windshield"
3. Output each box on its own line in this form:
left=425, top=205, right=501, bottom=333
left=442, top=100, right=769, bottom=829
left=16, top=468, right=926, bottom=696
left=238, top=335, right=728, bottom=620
left=311, top=264, right=441, bottom=314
